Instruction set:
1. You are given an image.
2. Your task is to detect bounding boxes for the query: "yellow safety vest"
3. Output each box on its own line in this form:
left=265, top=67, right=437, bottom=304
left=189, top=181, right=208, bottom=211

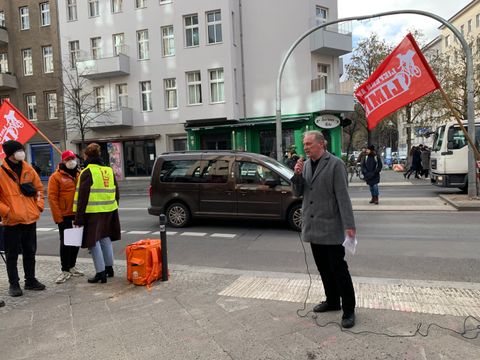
left=73, top=164, right=118, bottom=213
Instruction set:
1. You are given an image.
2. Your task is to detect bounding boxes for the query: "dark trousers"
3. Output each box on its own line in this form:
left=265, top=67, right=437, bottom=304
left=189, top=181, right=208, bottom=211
left=311, top=243, right=356, bottom=314
left=58, top=215, right=80, bottom=272
left=4, top=223, right=37, bottom=285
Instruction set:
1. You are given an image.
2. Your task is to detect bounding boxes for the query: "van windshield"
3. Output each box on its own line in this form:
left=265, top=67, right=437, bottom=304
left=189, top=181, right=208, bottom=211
left=447, top=124, right=480, bottom=150
left=261, top=157, right=294, bottom=180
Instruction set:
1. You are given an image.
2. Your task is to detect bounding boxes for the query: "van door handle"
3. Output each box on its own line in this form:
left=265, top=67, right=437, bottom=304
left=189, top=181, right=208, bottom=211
left=225, top=190, right=232, bottom=195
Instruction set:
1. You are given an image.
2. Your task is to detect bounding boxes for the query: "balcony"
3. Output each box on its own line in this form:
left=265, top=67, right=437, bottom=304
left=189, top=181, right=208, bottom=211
left=77, top=52, right=130, bottom=80
left=0, top=26, right=8, bottom=46
left=310, top=79, right=353, bottom=112
left=309, top=19, right=352, bottom=56
left=87, top=106, right=133, bottom=129
left=0, top=72, right=18, bottom=90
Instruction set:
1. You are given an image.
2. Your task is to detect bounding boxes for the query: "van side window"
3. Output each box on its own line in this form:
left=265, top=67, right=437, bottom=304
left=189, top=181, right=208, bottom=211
left=160, top=160, right=202, bottom=182
left=237, top=161, right=278, bottom=185
left=200, top=160, right=229, bottom=183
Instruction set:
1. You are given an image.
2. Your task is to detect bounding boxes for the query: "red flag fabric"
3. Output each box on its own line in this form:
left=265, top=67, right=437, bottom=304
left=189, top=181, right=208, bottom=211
left=0, top=99, right=38, bottom=158
left=355, top=33, right=441, bottom=130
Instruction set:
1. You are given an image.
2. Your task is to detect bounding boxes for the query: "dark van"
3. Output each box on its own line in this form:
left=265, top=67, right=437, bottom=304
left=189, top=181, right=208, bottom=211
left=148, top=151, right=302, bottom=231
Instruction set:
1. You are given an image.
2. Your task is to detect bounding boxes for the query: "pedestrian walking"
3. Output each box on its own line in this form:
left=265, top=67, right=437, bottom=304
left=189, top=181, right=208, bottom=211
left=0, top=140, right=46, bottom=297
left=420, top=145, right=431, bottom=178
left=361, top=145, right=383, bottom=204
left=285, top=149, right=300, bottom=170
left=48, top=150, right=83, bottom=284
left=291, top=131, right=357, bottom=328
left=404, top=146, right=422, bottom=179
left=74, top=143, right=121, bottom=284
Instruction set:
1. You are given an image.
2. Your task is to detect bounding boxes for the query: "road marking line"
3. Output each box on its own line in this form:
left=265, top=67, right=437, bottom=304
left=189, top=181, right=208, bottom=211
left=181, top=232, right=207, bottom=237
left=211, top=233, right=237, bottom=238
left=37, top=228, right=55, bottom=232
left=150, top=231, right=178, bottom=236
left=127, top=230, right=151, bottom=235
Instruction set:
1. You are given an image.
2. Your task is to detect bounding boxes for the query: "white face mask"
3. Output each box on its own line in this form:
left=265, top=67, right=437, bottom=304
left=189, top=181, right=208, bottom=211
left=65, top=160, right=77, bottom=169
left=14, top=150, right=26, bottom=162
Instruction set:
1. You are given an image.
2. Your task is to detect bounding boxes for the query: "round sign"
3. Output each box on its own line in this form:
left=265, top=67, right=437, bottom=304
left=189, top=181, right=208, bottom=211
left=314, top=115, right=341, bottom=129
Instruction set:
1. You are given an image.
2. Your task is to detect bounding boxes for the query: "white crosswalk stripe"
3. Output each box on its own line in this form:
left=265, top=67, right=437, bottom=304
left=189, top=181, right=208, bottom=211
left=37, top=228, right=55, bottom=232
left=127, top=230, right=151, bottom=235
left=211, top=233, right=236, bottom=238
left=181, top=232, right=207, bottom=237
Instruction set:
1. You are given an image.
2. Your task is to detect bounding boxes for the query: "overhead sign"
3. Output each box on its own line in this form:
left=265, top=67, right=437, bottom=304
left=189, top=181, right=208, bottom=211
left=314, top=115, right=341, bottom=129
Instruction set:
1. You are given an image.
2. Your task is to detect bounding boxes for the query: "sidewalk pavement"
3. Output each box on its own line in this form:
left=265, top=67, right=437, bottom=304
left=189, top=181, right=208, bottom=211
left=1, top=256, right=479, bottom=359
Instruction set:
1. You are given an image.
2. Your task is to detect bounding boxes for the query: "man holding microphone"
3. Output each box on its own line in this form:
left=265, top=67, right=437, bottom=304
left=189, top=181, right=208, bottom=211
left=291, top=131, right=357, bottom=328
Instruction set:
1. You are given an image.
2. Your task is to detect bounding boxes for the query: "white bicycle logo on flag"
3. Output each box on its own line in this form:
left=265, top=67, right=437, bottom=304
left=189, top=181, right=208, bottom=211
left=395, top=50, right=421, bottom=89
left=0, top=110, right=24, bottom=143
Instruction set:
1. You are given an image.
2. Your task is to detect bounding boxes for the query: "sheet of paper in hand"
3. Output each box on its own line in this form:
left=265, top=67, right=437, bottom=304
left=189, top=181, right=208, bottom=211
left=64, top=227, right=83, bottom=247
left=342, top=235, right=358, bottom=256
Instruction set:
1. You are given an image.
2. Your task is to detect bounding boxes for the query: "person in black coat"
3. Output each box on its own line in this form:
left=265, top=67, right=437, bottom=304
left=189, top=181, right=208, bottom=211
left=361, top=145, right=383, bottom=204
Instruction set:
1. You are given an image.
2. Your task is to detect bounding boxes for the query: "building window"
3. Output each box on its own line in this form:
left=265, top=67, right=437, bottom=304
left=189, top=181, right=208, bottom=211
left=137, top=30, right=149, bottom=60
left=20, top=6, right=30, bottom=30
left=477, top=37, right=480, bottom=55
left=43, top=46, right=54, bottom=73
left=46, top=92, right=57, bottom=119
left=91, top=37, right=102, bottom=60
left=67, top=0, right=77, bottom=21
left=477, top=14, right=480, bottom=28
left=140, top=81, right=152, bottom=111
left=22, top=49, right=33, bottom=76
left=207, top=10, right=222, bottom=44
left=314, top=63, right=329, bottom=90
left=0, top=53, right=9, bottom=73
left=136, top=0, right=146, bottom=8
left=25, top=94, right=37, bottom=120
left=69, top=40, right=79, bottom=68
left=0, top=11, right=5, bottom=27
left=468, top=19, right=472, bottom=33
left=445, top=35, right=450, bottom=47
left=116, top=83, right=128, bottom=108
left=113, top=33, right=125, bottom=56
left=94, top=86, right=105, bottom=112
left=315, top=6, right=328, bottom=24
left=186, top=71, right=202, bottom=105
left=88, top=0, right=99, bottom=17
left=111, top=0, right=123, bottom=13
left=172, top=138, right=187, bottom=151
left=232, top=11, right=236, bottom=46
left=164, top=78, right=177, bottom=109
left=124, top=140, right=156, bottom=177
left=162, top=26, right=175, bottom=56
left=209, top=68, right=224, bottom=103
left=184, top=14, right=199, bottom=47
left=460, top=24, right=464, bottom=35
left=40, top=3, right=50, bottom=26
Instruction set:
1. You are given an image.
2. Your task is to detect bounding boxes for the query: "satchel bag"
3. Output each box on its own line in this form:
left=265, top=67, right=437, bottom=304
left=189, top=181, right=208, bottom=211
left=1, top=166, right=37, bottom=197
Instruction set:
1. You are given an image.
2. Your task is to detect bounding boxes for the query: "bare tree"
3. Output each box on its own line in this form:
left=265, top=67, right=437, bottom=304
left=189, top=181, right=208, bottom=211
left=58, top=62, right=113, bottom=149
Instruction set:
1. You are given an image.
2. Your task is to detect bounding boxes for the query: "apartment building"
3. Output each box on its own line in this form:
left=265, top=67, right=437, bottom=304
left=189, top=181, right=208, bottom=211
left=58, top=0, right=352, bottom=178
left=0, top=0, right=64, bottom=179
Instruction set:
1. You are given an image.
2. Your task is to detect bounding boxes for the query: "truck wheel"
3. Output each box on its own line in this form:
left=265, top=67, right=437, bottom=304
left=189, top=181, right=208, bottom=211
left=287, top=204, right=302, bottom=232
left=166, top=202, right=190, bottom=227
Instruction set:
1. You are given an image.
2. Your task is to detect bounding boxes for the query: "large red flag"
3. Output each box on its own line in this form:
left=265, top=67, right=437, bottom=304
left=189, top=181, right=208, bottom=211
left=355, top=33, right=440, bottom=130
left=0, top=99, right=38, bottom=158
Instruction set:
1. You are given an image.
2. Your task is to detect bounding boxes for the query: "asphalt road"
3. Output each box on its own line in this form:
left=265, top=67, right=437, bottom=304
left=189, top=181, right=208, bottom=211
left=33, top=182, right=480, bottom=284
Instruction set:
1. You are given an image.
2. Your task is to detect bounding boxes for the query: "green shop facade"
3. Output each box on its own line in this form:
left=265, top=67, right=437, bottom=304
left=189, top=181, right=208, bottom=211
left=185, top=113, right=349, bottom=159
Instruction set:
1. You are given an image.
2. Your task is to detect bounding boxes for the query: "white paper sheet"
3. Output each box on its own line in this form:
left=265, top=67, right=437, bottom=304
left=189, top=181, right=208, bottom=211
left=342, top=235, right=358, bottom=255
left=64, top=227, right=83, bottom=247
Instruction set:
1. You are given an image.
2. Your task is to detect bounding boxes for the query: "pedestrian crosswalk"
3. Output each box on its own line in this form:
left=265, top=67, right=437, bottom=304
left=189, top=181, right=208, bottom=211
left=36, top=228, right=237, bottom=238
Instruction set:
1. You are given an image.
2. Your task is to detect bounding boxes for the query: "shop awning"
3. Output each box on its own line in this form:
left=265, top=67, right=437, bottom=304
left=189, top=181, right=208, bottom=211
left=70, top=133, right=161, bottom=144
left=185, top=116, right=310, bottom=131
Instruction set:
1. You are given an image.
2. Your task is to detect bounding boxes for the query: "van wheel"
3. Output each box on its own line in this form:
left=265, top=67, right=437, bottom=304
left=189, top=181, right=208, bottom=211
left=166, top=202, right=190, bottom=227
left=287, top=204, right=302, bottom=232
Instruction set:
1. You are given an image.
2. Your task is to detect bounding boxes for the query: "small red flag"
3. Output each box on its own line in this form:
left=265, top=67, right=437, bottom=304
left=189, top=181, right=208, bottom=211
left=0, top=99, right=39, bottom=158
left=355, top=33, right=440, bottom=130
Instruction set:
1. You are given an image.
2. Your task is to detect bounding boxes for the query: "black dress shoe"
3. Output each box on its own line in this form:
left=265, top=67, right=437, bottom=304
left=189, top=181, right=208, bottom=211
left=88, top=271, right=107, bottom=283
left=341, top=313, right=355, bottom=328
left=313, top=301, right=341, bottom=313
left=24, top=279, right=46, bottom=291
left=0, top=299, right=5, bottom=307
left=8, top=283, right=23, bottom=297
left=105, top=266, right=114, bottom=278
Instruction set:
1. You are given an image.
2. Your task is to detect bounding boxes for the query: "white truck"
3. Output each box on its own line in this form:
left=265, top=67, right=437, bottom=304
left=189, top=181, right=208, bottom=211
left=430, top=120, right=480, bottom=190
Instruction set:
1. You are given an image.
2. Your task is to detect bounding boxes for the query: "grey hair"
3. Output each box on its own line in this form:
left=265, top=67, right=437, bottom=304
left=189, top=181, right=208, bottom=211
left=304, top=130, right=325, bottom=143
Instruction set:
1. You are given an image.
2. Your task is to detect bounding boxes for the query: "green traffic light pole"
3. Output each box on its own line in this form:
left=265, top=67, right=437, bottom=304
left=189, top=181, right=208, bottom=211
left=275, top=10, right=478, bottom=197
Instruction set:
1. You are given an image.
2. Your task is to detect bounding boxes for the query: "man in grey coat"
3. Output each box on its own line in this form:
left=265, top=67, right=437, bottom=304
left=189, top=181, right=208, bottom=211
left=292, top=130, right=357, bottom=328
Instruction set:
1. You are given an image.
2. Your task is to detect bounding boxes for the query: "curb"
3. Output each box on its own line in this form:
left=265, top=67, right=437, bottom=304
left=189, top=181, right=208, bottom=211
left=438, top=194, right=480, bottom=211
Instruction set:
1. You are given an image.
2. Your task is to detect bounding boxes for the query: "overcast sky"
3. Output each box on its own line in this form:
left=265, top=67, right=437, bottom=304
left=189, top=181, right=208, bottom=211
left=338, top=0, right=473, bottom=46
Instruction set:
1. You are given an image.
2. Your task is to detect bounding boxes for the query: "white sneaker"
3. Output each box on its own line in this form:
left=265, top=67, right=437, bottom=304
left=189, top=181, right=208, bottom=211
left=56, top=271, right=72, bottom=284
left=69, top=267, right=84, bottom=277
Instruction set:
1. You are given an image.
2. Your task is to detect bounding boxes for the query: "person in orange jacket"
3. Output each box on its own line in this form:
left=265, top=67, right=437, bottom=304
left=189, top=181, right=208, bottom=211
left=0, top=140, right=45, bottom=297
left=48, top=150, right=84, bottom=284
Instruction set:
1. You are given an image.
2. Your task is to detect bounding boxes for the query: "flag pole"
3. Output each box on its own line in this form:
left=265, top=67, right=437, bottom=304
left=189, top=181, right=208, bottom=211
left=35, top=128, right=62, bottom=155
left=438, top=86, right=480, bottom=161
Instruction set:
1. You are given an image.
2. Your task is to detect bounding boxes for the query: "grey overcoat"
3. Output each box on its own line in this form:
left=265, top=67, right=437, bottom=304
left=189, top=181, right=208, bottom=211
left=291, top=152, right=355, bottom=245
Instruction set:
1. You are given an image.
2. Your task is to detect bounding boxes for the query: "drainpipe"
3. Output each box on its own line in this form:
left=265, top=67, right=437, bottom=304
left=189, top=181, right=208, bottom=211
left=238, top=0, right=247, bottom=126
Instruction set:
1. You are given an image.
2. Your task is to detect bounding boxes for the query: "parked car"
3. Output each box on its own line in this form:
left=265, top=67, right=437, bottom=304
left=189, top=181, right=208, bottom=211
left=148, top=151, right=302, bottom=231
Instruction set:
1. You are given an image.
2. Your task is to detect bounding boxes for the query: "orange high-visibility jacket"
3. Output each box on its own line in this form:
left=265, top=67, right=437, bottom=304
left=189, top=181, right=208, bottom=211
left=0, top=160, right=44, bottom=226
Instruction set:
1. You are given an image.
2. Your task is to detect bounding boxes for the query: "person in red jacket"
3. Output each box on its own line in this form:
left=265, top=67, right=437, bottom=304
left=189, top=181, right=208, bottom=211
left=48, top=150, right=83, bottom=284
left=0, top=140, right=45, bottom=297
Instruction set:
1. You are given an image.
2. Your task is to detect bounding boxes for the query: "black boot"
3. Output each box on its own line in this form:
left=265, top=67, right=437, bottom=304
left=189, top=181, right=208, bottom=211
left=369, top=197, right=374, bottom=204
left=87, top=271, right=107, bottom=283
left=105, top=266, right=114, bottom=278
left=373, top=196, right=379, bottom=205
